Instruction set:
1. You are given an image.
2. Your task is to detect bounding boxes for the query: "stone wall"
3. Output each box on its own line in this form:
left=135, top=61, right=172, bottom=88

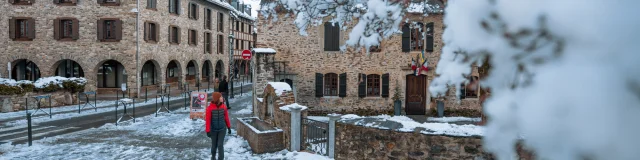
left=254, top=84, right=305, bottom=151
left=257, top=13, right=482, bottom=116
left=0, top=0, right=233, bottom=94
left=335, top=123, right=534, bottom=160
left=0, top=91, right=78, bottom=112
left=235, top=118, right=285, bottom=154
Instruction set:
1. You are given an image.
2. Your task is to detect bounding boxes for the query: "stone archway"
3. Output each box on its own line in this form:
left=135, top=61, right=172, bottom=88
left=141, top=60, right=160, bottom=86
left=11, top=59, right=41, bottom=81
left=215, top=60, right=224, bottom=79
left=53, top=59, right=85, bottom=78
left=186, top=60, right=199, bottom=84
left=96, top=60, right=127, bottom=88
left=166, top=60, right=182, bottom=85
left=202, top=60, right=213, bottom=82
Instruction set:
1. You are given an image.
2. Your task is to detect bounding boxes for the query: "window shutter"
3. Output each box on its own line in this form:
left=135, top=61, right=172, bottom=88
left=27, top=18, right=35, bottom=39
left=459, top=84, right=466, bottom=99
left=177, top=0, right=181, bottom=15
left=187, top=30, right=191, bottom=44
left=195, top=30, right=198, bottom=45
left=97, top=0, right=104, bottom=4
left=426, top=22, right=434, bottom=52
left=53, top=18, right=60, bottom=40
left=97, top=20, right=104, bottom=40
left=315, top=73, right=323, bottom=97
left=176, top=27, right=181, bottom=43
left=402, top=24, right=410, bottom=52
left=72, top=18, right=79, bottom=40
left=358, top=74, right=366, bottom=98
left=155, top=23, right=160, bottom=42
left=169, top=0, right=175, bottom=13
left=143, top=22, right=149, bottom=41
left=168, top=26, right=172, bottom=43
left=53, top=0, right=60, bottom=4
left=381, top=73, right=389, bottom=97
left=195, top=5, right=199, bottom=20
left=324, top=23, right=340, bottom=51
left=339, top=73, right=347, bottom=97
left=114, top=19, right=122, bottom=41
left=9, top=18, right=16, bottom=40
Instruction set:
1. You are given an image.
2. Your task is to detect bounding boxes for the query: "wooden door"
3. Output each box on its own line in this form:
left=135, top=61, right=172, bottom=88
left=405, top=75, right=427, bottom=115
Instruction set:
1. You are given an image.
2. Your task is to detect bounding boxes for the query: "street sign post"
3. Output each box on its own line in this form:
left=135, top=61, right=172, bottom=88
left=242, top=50, right=252, bottom=60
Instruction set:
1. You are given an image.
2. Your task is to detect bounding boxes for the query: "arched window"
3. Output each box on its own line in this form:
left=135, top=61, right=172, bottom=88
left=12, top=59, right=40, bottom=81
left=141, top=61, right=156, bottom=86
left=97, top=60, right=126, bottom=88
left=55, top=59, right=84, bottom=78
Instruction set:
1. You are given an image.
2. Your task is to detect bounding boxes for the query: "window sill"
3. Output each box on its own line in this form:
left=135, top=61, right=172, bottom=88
left=322, top=96, right=340, bottom=99
left=13, top=38, right=33, bottom=41
left=146, top=8, right=157, bottom=11
left=100, top=3, right=120, bottom=6
left=100, top=39, right=120, bottom=42
left=363, top=97, right=384, bottom=100
left=55, top=3, right=76, bottom=6
left=145, top=40, right=158, bottom=44
left=57, top=38, right=77, bottom=41
left=11, top=2, right=32, bottom=5
left=170, top=13, right=179, bottom=16
left=169, top=42, right=180, bottom=45
left=189, top=44, right=197, bottom=46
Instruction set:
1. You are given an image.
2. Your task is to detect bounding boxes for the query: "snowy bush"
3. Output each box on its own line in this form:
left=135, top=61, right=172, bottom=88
left=0, top=77, right=87, bottom=95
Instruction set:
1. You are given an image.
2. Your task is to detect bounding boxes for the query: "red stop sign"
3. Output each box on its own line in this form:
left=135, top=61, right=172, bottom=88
left=242, top=50, right=252, bottom=60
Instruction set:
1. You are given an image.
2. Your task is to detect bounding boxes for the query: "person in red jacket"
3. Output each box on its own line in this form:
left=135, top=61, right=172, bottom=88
left=205, top=92, right=231, bottom=160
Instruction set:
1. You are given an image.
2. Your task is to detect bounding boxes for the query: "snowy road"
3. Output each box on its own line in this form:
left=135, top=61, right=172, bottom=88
left=0, top=85, right=252, bottom=145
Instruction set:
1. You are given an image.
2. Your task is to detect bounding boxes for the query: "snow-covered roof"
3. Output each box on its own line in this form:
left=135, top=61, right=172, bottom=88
left=267, top=82, right=290, bottom=95
left=253, top=48, right=276, bottom=54
left=205, top=0, right=255, bottom=21
left=407, top=1, right=445, bottom=14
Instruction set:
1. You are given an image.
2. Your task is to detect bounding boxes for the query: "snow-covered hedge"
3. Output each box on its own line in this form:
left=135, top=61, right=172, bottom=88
left=0, top=76, right=87, bottom=95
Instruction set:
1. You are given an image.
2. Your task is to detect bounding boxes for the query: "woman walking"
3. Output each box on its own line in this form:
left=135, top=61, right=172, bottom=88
left=205, top=92, right=231, bottom=160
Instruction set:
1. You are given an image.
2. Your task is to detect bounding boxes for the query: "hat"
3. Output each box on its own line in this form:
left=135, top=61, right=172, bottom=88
left=212, top=92, right=222, bottom=105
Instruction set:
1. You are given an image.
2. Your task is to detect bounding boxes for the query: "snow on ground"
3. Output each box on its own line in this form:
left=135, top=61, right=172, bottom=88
left=427, top=117, right=481, bottom=123
left=0, top=109, right=331, bottom=159
left=339, top=114, right=484, bottom=137
left=267, top=82, right=291, bottom=96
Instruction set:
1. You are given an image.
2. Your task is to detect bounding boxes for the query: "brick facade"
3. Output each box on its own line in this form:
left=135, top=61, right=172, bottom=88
left=0, top=0, right=252, bottom=95
left=257, top=13, right=482, bottom=116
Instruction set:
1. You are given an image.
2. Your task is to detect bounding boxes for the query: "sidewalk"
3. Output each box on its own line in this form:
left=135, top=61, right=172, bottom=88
left=0, top=93, right=330, bottom=160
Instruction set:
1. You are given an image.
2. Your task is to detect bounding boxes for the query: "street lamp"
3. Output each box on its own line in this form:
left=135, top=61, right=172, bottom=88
left=228, top=32, right=234, bottom=99
left=130, top=5, right=140, bottom=98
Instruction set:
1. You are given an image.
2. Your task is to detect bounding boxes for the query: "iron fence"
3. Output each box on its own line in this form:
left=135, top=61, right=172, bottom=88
left=302, top=118, right=329, bottom=156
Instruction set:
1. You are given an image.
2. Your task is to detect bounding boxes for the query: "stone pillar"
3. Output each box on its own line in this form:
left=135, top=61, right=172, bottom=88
left=327, top=113, right=342, bottom=158
left=289, top=106, right=303, bottom=151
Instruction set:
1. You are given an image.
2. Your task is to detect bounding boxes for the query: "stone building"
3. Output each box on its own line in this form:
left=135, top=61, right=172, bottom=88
left=228, top=0, right=256, bottom=78
left=256, top=1, right=482, bottom=116
left=0, top=0, right=254, bottom=95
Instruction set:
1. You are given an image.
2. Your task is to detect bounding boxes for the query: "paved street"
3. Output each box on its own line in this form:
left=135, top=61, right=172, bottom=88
left=0, top=84, right=252, bottom=145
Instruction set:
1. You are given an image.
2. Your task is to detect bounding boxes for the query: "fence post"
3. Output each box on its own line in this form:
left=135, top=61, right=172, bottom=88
left=27, top=112, right=32, bottom=146
left=289, top=106, right=304, bottom=151
left=327, top=113, right=342, bottom=158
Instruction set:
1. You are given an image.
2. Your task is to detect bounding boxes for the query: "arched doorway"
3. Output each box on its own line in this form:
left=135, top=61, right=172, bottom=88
left=202, top=60, right=213, bottom=82
left=97, top=60, right=127, bottom=88
left=54, top=59, right=84, bottom=78
left=141, top=60, right=158, bottom=86
left=11, top=59, right=41, bottom=81
left=214, top=60, right=224, bottom=79
left=166, top=60, right=181, bottom=84
left=186, top=60, right=198, bottom=83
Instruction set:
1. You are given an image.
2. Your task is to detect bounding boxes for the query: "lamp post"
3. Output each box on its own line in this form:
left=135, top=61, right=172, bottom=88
left=131, top=4, right=140, bottom=98
left=228, top=32, right=234, bottom=99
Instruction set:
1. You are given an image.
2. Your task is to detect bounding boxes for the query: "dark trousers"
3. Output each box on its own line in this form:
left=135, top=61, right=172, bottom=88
left=222, top=92, right=230, bottom=109
left=210, top=130, right=226, bottom=160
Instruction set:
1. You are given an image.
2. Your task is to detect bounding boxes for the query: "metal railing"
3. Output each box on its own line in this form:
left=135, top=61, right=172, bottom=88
left=302, top=118, right=329, bottom=156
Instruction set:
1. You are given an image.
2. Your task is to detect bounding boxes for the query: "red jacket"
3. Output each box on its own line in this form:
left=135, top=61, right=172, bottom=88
left=205, top=103, right=231, bottom=133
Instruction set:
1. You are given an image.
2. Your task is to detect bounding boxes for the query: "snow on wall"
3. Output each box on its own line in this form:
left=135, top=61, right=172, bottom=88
left=279, top=103, right=307, bottom=111
left=0, top=76, right=87, bottom=88
left=252, top=48, right=276, bottom=54
left=339, top=114, right=484, bottom=137
left=267, top=82, right=291, bottom=96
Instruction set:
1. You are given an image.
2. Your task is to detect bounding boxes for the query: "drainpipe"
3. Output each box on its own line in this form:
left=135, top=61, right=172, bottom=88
left=131, top=1, right=140, bottom=98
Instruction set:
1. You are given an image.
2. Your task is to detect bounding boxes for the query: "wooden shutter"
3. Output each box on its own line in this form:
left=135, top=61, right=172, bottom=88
left=358, top=74, right=366, bottom=98
left=97, top=0, right=104, bottom=4
left=176, top=27, right=181, bottom=43
left=459, top=84, right=466, bottom=99
left=195, top=4, right=199, bottom=20
left=176, top=0, right=181, bottom=15
left=9, top=18, right=16, bottom=39
left=381, top=73, right=389, bottom=97
left=339, top=73, right=347, bottom=97
left=168, top=26, right=172, bottom=43
left=426, top=22, right=434, bottom=52
left=27, top=18, right=35, bottom=39
left=169, top=0, right=175, bottom=13
left=402, top=24, right=410, bottom=52
left=324, top=23, right=340, bottom=51
left=97, top=20, right=104, bottom=40
left=114, top=19, right=122, bottom=41
left=143, top=22, right=149, bottom=41
left=315, top=73, right=323, bottom=97
left=155, top=23, right=160, bottom=42
left=188, top=4, right=193, bottom=18
left=72, top=18, right=79, bottom=40
left=194, top=30, right=198, bottom=45
left=53, top=0, right=60, bottom=4
left=53, top=18, right=60, bottom=40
